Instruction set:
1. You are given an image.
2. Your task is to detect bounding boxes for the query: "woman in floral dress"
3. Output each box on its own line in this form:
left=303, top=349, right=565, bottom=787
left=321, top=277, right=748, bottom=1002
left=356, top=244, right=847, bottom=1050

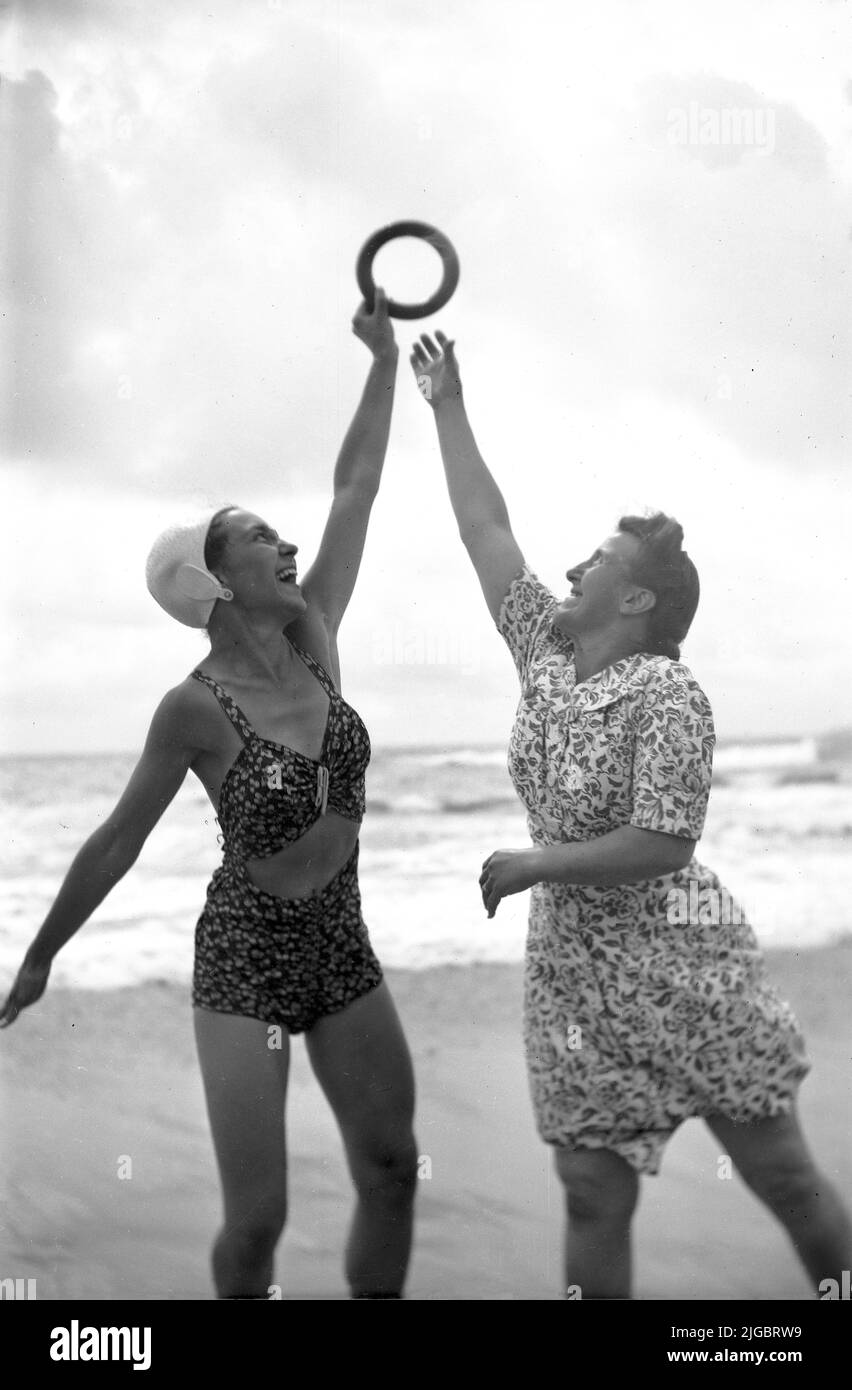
left=411, top=328, right=852, bottom=1300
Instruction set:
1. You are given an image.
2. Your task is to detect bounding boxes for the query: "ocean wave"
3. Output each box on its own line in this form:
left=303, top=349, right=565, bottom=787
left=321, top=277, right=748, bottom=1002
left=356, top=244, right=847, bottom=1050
left=743, top=823, right=852, bottom=840
left=3, top=750, right=852, bottom=987
left=439, top=795, right=520, bottom=815
left=713, top=738, right=817, bottom=771
left=367, top=793, right=519, bottom=817
left=775, top=768, right=841, bottom=787
left=395, top=748, right=509, bottom=769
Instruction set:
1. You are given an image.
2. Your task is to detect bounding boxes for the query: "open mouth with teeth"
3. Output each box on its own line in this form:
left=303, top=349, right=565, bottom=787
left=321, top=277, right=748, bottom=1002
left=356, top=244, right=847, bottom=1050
left=276, top=565, right=298, bottom=585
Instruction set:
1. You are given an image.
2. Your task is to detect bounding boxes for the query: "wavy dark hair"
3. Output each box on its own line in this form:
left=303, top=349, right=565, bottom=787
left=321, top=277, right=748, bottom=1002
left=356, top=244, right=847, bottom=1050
left=616, top=512, right=699, bottom=661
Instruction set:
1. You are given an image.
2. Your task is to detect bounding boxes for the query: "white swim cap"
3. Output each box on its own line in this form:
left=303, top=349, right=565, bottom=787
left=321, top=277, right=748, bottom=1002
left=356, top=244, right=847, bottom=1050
left=145, top=508, right=234, bottom=628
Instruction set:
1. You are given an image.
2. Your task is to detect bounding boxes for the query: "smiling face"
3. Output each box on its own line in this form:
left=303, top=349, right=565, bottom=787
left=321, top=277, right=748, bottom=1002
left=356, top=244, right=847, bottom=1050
left=554, top=531, right=653, bottom=639
left=209, top=508, right=307, bottom=623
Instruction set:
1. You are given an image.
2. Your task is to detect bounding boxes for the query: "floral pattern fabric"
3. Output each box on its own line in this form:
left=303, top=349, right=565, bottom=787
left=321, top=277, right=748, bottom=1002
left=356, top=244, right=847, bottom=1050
left=191, top=642, right=370, bottom=861
left=498, top=564, right=810, bottom=1175
left=191, top=643, right=381, bottom=1032
left=193, top=844, right=383, bottom=1034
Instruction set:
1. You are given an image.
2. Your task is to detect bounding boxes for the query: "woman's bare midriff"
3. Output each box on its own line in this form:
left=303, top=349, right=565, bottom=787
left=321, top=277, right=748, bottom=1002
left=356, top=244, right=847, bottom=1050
left=245, top=810, right=360, bottom=900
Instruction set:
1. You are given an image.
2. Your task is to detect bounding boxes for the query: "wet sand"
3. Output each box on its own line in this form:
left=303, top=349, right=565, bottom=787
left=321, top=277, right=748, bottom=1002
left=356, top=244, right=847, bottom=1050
left=1, top=944, right=850, bottom=1300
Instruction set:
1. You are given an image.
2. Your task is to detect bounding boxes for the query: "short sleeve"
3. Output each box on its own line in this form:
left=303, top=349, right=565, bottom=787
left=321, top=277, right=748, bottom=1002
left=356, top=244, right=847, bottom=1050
left=630, top=662, right=715, bottom=840
left=495, top=564, right=558, bottom=680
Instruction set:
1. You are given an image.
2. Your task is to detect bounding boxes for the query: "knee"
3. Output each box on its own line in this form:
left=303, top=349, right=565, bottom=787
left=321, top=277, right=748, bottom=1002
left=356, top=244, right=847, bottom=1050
left=221, top=1195, right=288, bottom=1257
left=740, top=1157, right=822, bottom=1215
left=555, top=1149, right=639, bottom=1224
left=351, top=1134, right=419, bottom=1203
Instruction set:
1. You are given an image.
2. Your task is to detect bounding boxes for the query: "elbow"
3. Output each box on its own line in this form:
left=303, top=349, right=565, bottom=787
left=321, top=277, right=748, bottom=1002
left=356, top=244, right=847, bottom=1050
left=336, top=476, right=380, bottom=509
left=459, top=522, right=480, bottom=552
left=628, top=828, right=696, bottom=879
left=458, top=514, right=510, bottom=551
left=665, top=838, right=697, bottom=874
left=356, top=478, right=381, bottom=506
left=88, top=822, right=144, bottom=879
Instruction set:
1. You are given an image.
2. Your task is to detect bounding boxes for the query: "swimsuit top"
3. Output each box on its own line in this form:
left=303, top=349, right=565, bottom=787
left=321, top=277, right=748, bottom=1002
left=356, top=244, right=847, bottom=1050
left=191, top=644, right=370, bottom=862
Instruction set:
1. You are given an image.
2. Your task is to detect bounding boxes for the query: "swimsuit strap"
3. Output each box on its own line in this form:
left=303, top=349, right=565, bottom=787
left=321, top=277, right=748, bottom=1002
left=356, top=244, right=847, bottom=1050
left=191, top=670, right=257, bottom=744
left=289, top=643, right=338, bottom=700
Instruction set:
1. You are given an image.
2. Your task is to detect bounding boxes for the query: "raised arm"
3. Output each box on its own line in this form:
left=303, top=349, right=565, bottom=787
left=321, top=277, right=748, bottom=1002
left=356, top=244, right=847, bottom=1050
left=298, top=288, right=398, bottom=636
left=0, top=687, right=200, bottom=1027
left=410, top=331, right=525, bottom=620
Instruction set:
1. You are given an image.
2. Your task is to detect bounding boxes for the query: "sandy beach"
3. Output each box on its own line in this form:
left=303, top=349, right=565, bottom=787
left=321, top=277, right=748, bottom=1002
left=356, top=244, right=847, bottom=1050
left=1, top=944, right=850, bottom=1302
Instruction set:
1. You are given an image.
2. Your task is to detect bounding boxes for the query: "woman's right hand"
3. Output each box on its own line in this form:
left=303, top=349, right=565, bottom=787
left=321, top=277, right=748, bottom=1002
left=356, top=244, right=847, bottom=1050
left=0, top=956, right=51, bottom=1028
left=410, top=330, right=463, bottom=409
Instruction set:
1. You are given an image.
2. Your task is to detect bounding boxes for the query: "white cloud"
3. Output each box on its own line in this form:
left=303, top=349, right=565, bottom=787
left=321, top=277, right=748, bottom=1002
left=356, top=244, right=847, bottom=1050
left=1, top=0, right=850, bottom=749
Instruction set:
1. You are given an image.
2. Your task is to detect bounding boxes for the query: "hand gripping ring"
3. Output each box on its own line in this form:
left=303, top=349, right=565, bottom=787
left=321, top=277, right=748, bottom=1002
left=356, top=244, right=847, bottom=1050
left=356, top=221, right=460, bottom=320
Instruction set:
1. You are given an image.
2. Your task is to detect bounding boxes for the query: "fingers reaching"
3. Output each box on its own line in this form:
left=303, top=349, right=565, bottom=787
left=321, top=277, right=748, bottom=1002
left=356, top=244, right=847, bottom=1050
left=409, top=327, right=460, bottom=407
left=411, top=331, right=455, bottom=360
left=420, top=331, right=455, bottom=361
left=435, top=330, right=457, bottom=362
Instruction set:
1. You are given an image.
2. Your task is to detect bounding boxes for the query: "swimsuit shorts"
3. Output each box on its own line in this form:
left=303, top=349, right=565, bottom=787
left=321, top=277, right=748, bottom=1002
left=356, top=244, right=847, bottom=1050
left=192, top=842, right=383, bottom=1033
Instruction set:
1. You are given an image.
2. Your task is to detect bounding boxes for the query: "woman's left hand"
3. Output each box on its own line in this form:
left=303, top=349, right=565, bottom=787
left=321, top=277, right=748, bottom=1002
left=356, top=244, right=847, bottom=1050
left=351, top=286, right=397, bottom=359
left=479, top=848, right=541, bottom=918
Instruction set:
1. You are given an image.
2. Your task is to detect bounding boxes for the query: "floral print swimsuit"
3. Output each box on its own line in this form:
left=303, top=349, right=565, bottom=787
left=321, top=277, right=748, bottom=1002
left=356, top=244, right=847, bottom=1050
left=190, top=643, right=383, bottom=1033
left=498, top=566, right=810, bottom=1175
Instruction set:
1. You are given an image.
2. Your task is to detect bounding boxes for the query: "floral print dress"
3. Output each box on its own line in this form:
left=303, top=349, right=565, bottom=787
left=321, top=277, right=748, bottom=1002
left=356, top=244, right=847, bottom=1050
left=498, top=565, right=810, bottom=1176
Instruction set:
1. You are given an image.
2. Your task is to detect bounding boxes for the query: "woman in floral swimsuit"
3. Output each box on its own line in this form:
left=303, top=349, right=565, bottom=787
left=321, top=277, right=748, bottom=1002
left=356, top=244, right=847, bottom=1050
left=411, top=328, right=852, bottom=1300
left=1, top=291, right=417, bottom=1301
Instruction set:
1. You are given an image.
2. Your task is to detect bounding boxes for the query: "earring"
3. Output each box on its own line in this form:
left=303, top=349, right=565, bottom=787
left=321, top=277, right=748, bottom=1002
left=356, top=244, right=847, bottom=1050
left=221, top=588, right=234, bottom=602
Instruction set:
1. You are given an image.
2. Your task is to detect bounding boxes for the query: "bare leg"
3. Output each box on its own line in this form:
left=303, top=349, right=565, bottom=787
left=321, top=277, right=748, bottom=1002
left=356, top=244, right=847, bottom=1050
left=306, top=982, right=417, bottom=1298
left=705, top=1108, right=852, bottom=1291
left=554, top=1147, right=640, bottom=1299
left=193, top=1008, right=290, bottom=1298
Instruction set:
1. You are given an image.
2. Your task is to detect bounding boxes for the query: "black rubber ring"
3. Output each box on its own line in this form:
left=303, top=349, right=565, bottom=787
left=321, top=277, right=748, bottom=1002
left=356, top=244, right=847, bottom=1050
left=355, top=221, right=460, bottom=320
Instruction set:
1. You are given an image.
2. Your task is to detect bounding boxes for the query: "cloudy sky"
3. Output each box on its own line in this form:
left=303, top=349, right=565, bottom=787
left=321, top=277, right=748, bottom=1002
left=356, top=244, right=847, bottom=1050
left=1, top=0, right=850, bottom=753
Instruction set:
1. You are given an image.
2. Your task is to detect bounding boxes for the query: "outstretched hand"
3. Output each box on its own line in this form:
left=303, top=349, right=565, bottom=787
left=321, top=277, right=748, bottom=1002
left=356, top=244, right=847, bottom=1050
left=0, top=957, right=51, bottom=1029
left=410, top=330, right=463, bottom=409
left=351, top=286, right=397, bottom=359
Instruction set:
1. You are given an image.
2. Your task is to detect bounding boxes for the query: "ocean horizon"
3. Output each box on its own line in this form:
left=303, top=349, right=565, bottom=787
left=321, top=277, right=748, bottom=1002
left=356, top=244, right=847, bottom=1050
left=2, top=729, right=849, bottom=761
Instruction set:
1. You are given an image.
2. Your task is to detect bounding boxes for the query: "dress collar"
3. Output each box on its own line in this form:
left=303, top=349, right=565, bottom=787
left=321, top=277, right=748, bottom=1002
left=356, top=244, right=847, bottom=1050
left=541, top=632, right=651, bottom=718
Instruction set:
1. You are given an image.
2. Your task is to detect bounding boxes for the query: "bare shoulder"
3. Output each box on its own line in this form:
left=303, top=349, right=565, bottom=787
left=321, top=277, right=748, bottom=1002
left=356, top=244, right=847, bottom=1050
left=147, top=676, right=223, bottom=754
